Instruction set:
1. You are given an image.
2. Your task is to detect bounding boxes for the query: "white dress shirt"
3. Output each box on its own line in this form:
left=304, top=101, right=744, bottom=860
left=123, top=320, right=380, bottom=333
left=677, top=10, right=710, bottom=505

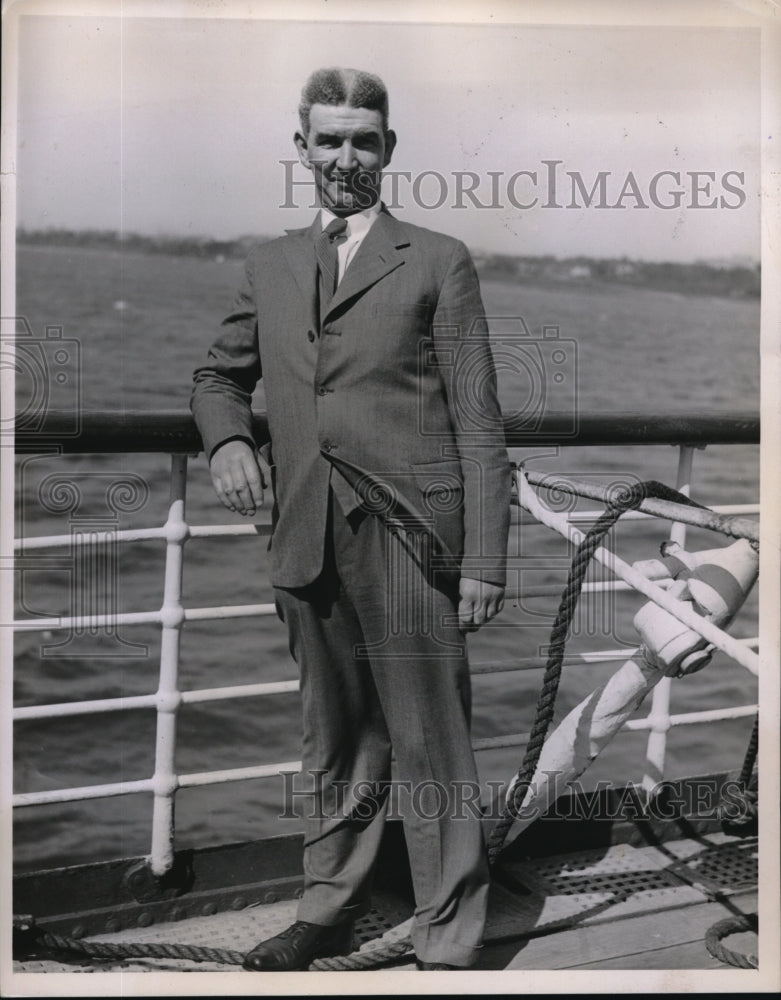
left=320, top=202, right=381, bottom=285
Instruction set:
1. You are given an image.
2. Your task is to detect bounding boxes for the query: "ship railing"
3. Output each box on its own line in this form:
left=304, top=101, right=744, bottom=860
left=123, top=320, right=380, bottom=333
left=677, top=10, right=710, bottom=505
left=12, top=410, right=760, bottom=877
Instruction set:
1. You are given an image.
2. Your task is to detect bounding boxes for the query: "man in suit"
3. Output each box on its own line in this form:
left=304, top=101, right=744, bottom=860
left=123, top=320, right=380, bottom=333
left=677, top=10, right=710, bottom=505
left=191, top=67, right=511, bottom=971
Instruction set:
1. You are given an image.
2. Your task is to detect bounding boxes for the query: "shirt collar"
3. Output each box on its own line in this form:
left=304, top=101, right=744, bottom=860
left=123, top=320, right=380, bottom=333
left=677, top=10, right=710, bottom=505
left=320, top=201, right=381, bottom=239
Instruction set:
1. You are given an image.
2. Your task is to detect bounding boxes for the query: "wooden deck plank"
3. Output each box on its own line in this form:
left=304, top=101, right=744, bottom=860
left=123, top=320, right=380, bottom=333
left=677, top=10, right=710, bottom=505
left=500, top=890, right=757, bottom=970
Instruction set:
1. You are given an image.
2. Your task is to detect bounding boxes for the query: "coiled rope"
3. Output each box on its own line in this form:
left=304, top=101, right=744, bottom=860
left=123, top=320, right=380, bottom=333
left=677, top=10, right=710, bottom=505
left=22, top=478, right=750, bottom=972
left=704, top=914, right=758, bottom=969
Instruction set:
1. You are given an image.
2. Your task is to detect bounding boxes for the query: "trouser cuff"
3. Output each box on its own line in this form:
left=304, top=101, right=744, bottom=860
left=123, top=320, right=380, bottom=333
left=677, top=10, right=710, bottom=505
left=411, top=928, right=483, bottom=968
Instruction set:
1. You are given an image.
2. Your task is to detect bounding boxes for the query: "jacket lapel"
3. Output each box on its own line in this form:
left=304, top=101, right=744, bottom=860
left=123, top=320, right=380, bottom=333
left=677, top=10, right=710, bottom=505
left=281, top=210, right=411, bottom=327
left=325, top=210, right=410, bottom=321
left=281, top=216, right=321, bottom=332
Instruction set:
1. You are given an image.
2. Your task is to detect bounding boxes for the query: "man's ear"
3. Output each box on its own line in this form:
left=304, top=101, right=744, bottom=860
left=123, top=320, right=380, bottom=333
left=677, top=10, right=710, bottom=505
left=383, top=129, right=397, bottom=168
left=294, top=131, right=311, bottom=169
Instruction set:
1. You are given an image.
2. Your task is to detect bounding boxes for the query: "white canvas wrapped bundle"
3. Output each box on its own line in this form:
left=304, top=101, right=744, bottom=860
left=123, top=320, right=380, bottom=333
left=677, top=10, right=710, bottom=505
left=633, top=538, right=759, bottom=677
left=505, top=473, right=759, bottom=831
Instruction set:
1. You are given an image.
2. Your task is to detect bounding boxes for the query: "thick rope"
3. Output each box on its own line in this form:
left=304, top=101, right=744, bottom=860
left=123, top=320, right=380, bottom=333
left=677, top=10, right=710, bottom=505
left=33, top=896, right=633, bottom=970
left=704, top=914, right=758, bottom=969
left=486, top=479, right=701, bottom=865
left=38, top=931, right=245, bottom=967
left=25, top=479, right=746, bottom=972
left=737, top=713, right=759, bottom=788
left=312, top=938, right=414, bottom=971
left=718, top=712, right=759, bottom=836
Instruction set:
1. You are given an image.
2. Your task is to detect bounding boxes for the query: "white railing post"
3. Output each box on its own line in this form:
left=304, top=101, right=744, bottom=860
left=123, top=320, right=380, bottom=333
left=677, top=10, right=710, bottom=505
left=642, top=444, right=695, bottom=794
left=148, top=453, right=189, bottom=876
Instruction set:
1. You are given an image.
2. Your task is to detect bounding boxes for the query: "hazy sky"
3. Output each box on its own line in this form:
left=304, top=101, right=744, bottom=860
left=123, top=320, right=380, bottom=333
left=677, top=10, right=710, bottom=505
left=15, top=13, right=760, bottom=262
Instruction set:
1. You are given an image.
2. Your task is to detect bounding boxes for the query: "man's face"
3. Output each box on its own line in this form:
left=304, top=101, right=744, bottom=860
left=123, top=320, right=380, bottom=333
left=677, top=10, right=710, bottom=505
left=295, top=103, right=396, bottom=215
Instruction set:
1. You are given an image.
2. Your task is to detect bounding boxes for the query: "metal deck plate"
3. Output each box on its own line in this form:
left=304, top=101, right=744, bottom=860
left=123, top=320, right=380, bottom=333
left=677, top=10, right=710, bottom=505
left=13, top=835, right=757, bottom=974
left=493, top=842, right=707, bottom=933
left=660, top=832, right=758, bottom=893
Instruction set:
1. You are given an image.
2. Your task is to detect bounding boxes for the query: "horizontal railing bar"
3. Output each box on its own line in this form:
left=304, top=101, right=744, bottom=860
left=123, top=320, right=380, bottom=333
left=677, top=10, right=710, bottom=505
left=470, top=650, right=639, bottom=674
left=14, top=584, right=647, bottom=632
left=180, top=680, right=299, bottom=703
left=13, top=680, right=302, bottom=721
left=13, top=778, right=154, bottom=807
left=472, top=704, right=758, bottom=753
left=14, top=636, right=760, bottom=722
left=504, top=580, right=671, bottom=600
left=560, top=503, right=759, bottom=524
left=14, top=694, right=157, bottom=721
left=523, top=470, right=759, bottom=542
left=15, top=527, right=169, bottom=550
left=473, top=734, right=530, bottom=752
left=15, top=504, right=758, bottom=554
left=14, top=409, right=759, bottom=454
left=12, top=603, right=279, bottom=632
left=188, top=524, right=273, bottom=538
left=12, top=558, right=757, bottom=632
left=14, top=522, right=274, bottom=551
left=178, top=762, right=302, bottom=788
left=11, top=585, right=636, bottom=631
left=473, top=637, right=758, bottom=675
left=623, top=704, right=757, bottom=730
left=14, top=700, right=758, bottom=805
left=14, top=502, right=760, bottom=562
left=13, top=610, right=161, bottom=631
left=184, top=603, right=277, bottom=621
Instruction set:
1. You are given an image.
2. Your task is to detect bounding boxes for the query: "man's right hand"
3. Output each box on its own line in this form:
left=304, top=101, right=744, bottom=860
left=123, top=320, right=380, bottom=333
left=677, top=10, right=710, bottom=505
left=209, top=439, right=266, bottom=516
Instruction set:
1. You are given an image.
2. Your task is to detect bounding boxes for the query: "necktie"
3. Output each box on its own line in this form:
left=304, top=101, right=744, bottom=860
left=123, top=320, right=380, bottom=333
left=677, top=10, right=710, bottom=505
left=316, top=217, right=349, bottom=307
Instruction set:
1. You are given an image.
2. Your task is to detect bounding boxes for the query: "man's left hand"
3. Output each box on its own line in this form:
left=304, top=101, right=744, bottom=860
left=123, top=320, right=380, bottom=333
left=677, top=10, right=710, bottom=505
left=458, top=577, right=505, bottom=633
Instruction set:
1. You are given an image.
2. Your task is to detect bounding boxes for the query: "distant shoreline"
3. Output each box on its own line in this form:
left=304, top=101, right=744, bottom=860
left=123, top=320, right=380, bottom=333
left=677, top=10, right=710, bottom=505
left=17, top=228, right=760, bottom=301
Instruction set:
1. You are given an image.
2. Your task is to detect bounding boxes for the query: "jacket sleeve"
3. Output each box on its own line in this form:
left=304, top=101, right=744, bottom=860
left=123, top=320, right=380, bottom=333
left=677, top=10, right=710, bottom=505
left=431, top=240, right=512, bottom=588
left=190, top=251, right=261, bottom=459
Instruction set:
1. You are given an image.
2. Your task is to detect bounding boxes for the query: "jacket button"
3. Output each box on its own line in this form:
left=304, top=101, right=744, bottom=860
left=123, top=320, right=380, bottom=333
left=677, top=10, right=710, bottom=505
left=307, top=330, right=315, bottom=342
left=322, top=441, right=333, bottom=453
left=317, top=386, right=329, bottom=396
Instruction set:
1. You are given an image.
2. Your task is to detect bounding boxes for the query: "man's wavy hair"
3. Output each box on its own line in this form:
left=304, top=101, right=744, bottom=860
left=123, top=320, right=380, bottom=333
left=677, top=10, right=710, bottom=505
left=298, top=68, right=389, bottom=135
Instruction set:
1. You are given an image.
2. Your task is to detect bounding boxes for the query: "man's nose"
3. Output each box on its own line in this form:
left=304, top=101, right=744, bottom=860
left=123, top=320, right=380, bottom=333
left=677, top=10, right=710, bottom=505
left=335, top=140, right=357, bottom=170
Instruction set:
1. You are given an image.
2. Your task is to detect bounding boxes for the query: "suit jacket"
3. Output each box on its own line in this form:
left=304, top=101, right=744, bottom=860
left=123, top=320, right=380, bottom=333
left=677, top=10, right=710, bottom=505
left=191, top=209, right=511, bottom=589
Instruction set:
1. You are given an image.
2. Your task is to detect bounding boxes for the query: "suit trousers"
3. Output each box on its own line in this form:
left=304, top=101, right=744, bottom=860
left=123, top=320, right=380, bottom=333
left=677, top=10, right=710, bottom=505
left=274, top=488, right=489, bottom=967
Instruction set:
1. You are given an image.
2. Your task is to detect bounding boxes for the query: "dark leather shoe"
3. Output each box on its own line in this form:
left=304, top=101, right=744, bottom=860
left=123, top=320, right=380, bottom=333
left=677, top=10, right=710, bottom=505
left=416, top=960, right=462, bottom=970
left=242, top=919, right=355, bottom=971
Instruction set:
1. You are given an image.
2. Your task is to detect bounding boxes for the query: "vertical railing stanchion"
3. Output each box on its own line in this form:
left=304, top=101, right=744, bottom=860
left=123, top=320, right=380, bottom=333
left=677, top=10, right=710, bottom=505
left=642, top=444, right=695, bottom=794
left=149, top=453, right=189, bottom=876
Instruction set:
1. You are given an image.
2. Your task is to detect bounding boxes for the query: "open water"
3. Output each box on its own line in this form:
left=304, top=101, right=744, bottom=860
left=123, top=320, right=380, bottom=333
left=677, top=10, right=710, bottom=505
left=13, top=245, right=760, bottom=872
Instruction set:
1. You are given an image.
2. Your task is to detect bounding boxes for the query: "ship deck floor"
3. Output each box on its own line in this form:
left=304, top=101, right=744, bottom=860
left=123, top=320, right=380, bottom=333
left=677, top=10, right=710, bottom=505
left=14, top=830, right=758, bottom=976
